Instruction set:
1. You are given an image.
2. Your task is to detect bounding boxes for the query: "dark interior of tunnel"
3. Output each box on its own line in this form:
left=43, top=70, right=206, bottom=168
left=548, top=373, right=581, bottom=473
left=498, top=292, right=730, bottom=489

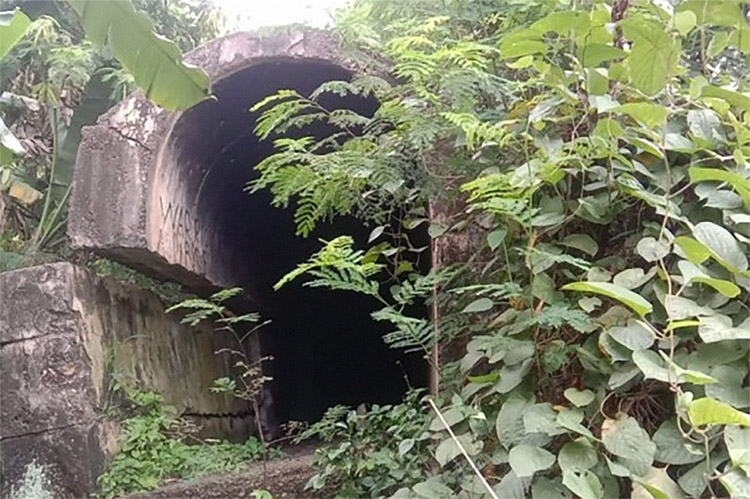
left=171, top=59, right=429, bottom=425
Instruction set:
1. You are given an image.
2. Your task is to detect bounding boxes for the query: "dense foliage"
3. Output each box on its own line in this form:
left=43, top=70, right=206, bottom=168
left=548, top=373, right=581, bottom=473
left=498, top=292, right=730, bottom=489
left=255, top=0, right=750, bottom=497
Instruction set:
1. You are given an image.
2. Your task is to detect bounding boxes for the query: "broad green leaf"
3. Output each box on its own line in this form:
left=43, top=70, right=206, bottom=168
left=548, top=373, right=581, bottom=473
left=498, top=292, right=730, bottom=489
left=653, top=420, right=704, bottom=465
left=689, top=166, right=750, bottom=208
left=0, top=8, right=31, bottom=60
left=564, top=388, right=595, bottom=407
left=496, top=395, right=535, bottom=449
left=559, top=439, right=599, bottom=472
left=532, top=272, right=558, bottom=303
left=532, top=477, right=571, bottom=499
left=634, top=349, right=716, bottom=385
left=609, top=322, right=654, bottom=351
left=562, top=281, right=653, bottom=316
left=674, top=236, right=711, bottom=264
left=606, top=456, right=631, bottom=477
left=664, top=295, right=713, bottom=320
left=725, top=425, right=750, bottom=473
left=507, top=55, right=534, bottom=68
left=429, top=407, right=466, bottom=431
left=636, top=237, right=670, bottom=262
left=68, top=0, right=210, bottom=110
left=600, top=330, right=633, bottom=362
left=579, top=44, right=626, bottom=67
left=677, top=459, right=710, bottom=497
left=487, top=228, right=507, bottom=250
left=531, top=11, right=591, bottom=35
left=557, top=408, right=595, bottom=439
left=561, top=234, right=598, bottom=256
left=718, top=468, right=750, bottom=497
left=730, top=24, right=750, bottom=54
left=493, top=358, right=533, bottom=394
left=398, top=438, right=414, bottom=456
left=524, top=403, right=566, bottom=436
left=435, top=434, right=479, bottom=466
left=616, top=102, right=669, bottom=129
left=601, top=413, right=656, bottom=474
left=562, top=470, right=604, bottom=499
left=593, top=117, right=625, bottom=138
left=679, top=0, right=744, bottom=27
left=462, top=297, right=493, bottom=313
left=693, top=221, right=748, bottom=273
left=677, top=260, right=740, bottom=297
left=613, top=267, right=655, bottom=290
left=494, top=470, right=532, bottom=499
left=665, top=320, right=700, bottom=332
left=706, top=365, right=750, bottom=408
left=633, top=350, right=671, bottom=382
left=412, top=478, right=454, bottom=498
left=701, top=85, right=750, bottom=112
left=368, top=226, right=385, bottom=242
left=608, top=363, right=642, bottom=390
left=632, top=467, right=685, bottom=499
left=622, top=18, right=681, bottom=96
left=699, top=315, right=750, bottom=343
left=590, top=95, right=619, bottom=113
left=687, top=109, right=721, bottom=143
left=688, top=397, right=750, bottom=426
left=579, top=296, right=602, bottom=312
left=672, top=10, right=697, bottom=35
left=509, top=445, right=556, bottom=477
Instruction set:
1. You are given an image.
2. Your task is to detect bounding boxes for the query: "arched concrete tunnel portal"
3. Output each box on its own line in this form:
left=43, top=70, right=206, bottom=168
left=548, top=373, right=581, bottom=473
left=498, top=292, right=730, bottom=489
left=69, top=29, right=429, bottom=426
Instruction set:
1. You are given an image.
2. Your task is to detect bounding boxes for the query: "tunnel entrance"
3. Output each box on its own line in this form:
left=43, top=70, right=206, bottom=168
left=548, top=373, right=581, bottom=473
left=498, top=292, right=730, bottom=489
left=166, top=59, right=429, bottom=424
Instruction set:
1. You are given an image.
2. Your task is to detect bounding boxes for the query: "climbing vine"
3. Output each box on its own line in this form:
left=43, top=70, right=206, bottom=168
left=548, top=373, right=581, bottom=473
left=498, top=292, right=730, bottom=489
left=256, top=0, right=750, bottom=497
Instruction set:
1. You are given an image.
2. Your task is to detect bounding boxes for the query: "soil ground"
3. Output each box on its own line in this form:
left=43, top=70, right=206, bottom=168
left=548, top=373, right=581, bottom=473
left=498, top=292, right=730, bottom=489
left=128, top=443, right=318, bottom=499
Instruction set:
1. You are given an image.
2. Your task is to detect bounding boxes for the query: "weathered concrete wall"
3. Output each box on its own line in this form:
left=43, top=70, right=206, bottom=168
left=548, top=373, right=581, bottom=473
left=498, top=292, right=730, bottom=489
left=0, top=263, right=253, bottom=497
left=69, top=28, right=347, bottom=292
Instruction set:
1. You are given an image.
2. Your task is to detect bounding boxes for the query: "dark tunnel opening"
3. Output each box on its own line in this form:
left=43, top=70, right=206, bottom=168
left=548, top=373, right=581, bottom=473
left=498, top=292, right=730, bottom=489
left=170, top=59, right=430, bottom=426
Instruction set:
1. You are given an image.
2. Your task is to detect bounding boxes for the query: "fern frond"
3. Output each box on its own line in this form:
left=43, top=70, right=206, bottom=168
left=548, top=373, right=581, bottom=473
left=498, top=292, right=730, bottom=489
left=310, top=80, right=363, bottom=99
left=372, top=307, right=435, bottom=353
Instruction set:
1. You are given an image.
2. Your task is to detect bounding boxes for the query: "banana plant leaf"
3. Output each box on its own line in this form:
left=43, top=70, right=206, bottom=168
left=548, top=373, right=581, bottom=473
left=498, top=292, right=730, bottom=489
left=67, top=0, right=210, bottom=111
left=0, top=8, right=31, bottom=59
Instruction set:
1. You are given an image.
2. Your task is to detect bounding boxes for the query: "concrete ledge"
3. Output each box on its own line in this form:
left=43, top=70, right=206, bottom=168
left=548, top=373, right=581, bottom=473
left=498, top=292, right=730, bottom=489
left=0, top=263, right=255, bottom=496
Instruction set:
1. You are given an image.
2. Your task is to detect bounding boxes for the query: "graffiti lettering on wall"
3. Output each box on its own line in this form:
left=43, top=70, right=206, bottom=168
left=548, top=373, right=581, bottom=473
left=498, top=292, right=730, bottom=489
left=157, top=193, right=211, bottom=272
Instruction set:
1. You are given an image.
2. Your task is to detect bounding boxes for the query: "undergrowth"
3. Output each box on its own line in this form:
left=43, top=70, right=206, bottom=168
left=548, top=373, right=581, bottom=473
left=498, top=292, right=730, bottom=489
left=97, top=385, right=279, bottom=498
left=299, top=390, right=434, bottom=497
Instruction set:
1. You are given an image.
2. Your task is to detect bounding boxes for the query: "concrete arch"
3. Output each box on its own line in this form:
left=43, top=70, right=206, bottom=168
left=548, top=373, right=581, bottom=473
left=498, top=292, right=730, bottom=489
left=70, top=28, right=351, bottom=291
left=70, top=29, right=428, bottom=424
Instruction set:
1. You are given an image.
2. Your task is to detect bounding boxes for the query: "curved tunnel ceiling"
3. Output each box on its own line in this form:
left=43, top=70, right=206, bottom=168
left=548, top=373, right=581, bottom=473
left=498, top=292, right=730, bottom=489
left=69, top=30, right=429, bottom=424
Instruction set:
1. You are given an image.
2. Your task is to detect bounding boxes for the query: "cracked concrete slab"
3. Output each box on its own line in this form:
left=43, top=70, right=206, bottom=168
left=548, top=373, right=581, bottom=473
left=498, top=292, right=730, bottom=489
left=0, top=263, right=254, bottom=496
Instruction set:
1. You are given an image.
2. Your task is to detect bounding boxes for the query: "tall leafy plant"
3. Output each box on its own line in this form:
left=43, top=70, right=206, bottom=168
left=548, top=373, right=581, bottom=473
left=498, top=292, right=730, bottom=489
left=253, top=0, right=750, bottom=496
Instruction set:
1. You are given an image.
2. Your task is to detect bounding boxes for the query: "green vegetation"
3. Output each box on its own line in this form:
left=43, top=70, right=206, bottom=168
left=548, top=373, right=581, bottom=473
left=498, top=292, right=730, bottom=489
left=258, top=0, right=750, bottom=496
left=3, top=0, right=750, bottom=496
left=300, top=390, right=434, bottom=496
left=97, top=385, right=275, bottom=498
left=167, top=287, right=273, bottom=446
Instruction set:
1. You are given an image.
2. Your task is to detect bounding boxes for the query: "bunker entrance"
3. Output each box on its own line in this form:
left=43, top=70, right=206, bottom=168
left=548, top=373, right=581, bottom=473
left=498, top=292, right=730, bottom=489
left=169, top=60, right=429, bottom=424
